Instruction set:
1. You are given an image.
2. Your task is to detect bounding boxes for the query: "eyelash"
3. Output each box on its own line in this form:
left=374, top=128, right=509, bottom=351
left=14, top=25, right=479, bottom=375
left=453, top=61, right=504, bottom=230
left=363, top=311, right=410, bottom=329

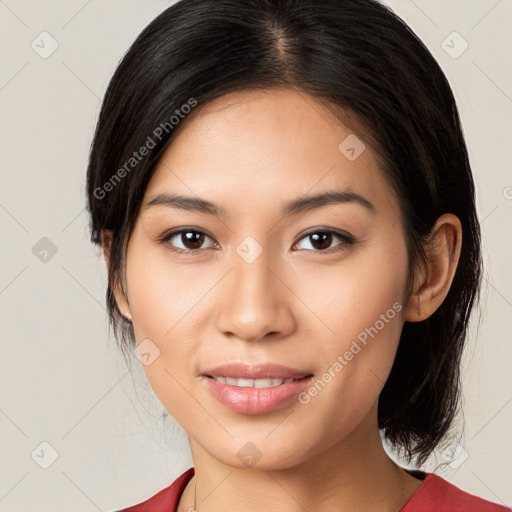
left=158, top=227, right=356, bottom=257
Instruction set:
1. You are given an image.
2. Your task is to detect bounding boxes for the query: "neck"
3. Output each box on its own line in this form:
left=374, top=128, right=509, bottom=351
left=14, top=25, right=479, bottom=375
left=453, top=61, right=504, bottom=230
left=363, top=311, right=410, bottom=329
left=178, top=404, right=423, bottom=512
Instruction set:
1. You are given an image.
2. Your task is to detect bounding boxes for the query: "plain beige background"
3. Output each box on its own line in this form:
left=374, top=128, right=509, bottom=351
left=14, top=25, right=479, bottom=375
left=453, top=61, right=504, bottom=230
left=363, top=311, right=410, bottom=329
left=0, top=0, right=511, bottom=510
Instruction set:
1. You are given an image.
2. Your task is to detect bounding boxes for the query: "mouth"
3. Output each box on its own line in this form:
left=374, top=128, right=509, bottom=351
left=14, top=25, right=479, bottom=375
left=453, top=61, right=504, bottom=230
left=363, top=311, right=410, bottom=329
left=200, top=363, right=314, bottom=414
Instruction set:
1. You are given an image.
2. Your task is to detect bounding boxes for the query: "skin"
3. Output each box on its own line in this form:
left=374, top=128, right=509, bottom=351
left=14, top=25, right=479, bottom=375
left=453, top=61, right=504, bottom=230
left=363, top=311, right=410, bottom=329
left=102, top=88, right=462, bottom=511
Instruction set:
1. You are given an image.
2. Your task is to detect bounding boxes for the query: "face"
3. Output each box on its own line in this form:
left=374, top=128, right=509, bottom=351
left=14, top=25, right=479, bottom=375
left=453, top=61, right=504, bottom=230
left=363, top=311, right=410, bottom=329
left=116, top=88, right=411, bottom=470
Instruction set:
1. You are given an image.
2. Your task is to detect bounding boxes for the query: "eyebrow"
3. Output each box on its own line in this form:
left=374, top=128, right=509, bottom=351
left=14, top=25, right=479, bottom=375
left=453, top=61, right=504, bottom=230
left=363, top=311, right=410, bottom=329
left=143, top=189, right=375, bottom=218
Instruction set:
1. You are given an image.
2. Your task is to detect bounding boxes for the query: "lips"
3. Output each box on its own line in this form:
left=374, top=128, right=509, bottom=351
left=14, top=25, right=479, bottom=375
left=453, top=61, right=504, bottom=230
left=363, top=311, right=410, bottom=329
left=201, top=362, right=313, bottom=380
left=200, top=363, right=315, bottom=414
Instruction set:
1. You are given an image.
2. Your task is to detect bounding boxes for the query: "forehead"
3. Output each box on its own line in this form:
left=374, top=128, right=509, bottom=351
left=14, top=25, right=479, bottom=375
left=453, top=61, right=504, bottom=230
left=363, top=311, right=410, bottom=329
left=143, top=88, right=399, bottom=221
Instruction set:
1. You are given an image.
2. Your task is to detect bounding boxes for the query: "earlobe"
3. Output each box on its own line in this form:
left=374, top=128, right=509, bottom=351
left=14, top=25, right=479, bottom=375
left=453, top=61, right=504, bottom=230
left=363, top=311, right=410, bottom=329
left=404, top=213, right=462, bottom=322
left=100, top=229, right=132, bottom=321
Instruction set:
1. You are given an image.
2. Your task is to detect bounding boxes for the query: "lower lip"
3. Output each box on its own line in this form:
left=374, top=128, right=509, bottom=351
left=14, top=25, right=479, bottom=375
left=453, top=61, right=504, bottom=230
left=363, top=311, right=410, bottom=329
left=202, top=375, right=313, bottom=415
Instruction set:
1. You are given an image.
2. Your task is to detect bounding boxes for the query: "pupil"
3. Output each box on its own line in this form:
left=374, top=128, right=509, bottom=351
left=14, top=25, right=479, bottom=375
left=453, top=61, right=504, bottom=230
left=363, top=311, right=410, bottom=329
left=183, top=231, right=204, bottom=249
left=311, top=232, right=331, bottom=250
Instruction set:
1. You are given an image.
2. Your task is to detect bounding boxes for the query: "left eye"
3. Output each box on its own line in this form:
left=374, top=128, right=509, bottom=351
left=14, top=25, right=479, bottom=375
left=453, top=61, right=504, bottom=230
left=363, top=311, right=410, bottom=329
left=293, top=229, right=354, bottom=253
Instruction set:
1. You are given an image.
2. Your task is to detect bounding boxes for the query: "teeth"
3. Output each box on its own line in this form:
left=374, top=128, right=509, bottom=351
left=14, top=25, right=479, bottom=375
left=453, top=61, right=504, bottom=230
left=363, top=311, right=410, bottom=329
left=213, top=376, right=296, bottom=388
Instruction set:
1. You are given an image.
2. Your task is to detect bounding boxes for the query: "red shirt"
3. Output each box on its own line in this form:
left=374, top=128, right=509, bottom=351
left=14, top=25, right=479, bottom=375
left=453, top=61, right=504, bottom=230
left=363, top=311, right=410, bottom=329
left=116, top=467, right=511, bottom=511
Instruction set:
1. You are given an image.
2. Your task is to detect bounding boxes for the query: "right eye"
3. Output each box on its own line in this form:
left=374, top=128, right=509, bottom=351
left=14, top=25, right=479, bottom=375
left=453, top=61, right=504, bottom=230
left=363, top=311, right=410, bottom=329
left=159, top=228, right=219, bottom=256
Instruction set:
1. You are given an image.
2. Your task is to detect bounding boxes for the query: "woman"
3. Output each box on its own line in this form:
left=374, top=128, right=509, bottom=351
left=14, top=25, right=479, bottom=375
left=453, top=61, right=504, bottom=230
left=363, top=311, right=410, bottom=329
left=86, top=0, right=511, bottom=510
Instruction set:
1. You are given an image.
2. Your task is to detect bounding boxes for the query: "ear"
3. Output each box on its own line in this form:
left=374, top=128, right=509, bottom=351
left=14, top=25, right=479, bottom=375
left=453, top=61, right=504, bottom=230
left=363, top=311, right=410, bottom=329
left=100, top=229, right=132, bottom=320
left=404, top=213, right=462, bottom=322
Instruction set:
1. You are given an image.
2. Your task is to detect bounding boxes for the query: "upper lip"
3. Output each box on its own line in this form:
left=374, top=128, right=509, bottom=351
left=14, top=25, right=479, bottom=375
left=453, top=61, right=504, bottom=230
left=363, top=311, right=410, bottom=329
left=202, top=363, right=313, bottom=380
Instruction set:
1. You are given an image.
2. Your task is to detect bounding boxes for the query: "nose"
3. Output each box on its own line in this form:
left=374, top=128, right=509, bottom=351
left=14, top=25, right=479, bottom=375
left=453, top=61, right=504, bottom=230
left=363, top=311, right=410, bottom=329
left=214, top=249, right=296, bottom=343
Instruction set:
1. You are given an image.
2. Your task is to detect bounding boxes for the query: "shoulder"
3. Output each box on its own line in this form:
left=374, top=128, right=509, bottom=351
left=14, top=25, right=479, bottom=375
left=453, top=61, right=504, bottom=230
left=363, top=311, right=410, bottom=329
left=113, top=467, right=195, bottom=512
left=402, top=472, right=511, bottom=512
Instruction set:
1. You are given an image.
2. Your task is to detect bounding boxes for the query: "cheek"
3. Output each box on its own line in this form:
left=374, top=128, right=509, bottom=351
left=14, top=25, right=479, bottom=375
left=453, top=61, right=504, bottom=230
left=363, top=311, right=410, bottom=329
left=299, top=233, right=408, bottom=349
left=126, top=242, right=210, bottom=339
